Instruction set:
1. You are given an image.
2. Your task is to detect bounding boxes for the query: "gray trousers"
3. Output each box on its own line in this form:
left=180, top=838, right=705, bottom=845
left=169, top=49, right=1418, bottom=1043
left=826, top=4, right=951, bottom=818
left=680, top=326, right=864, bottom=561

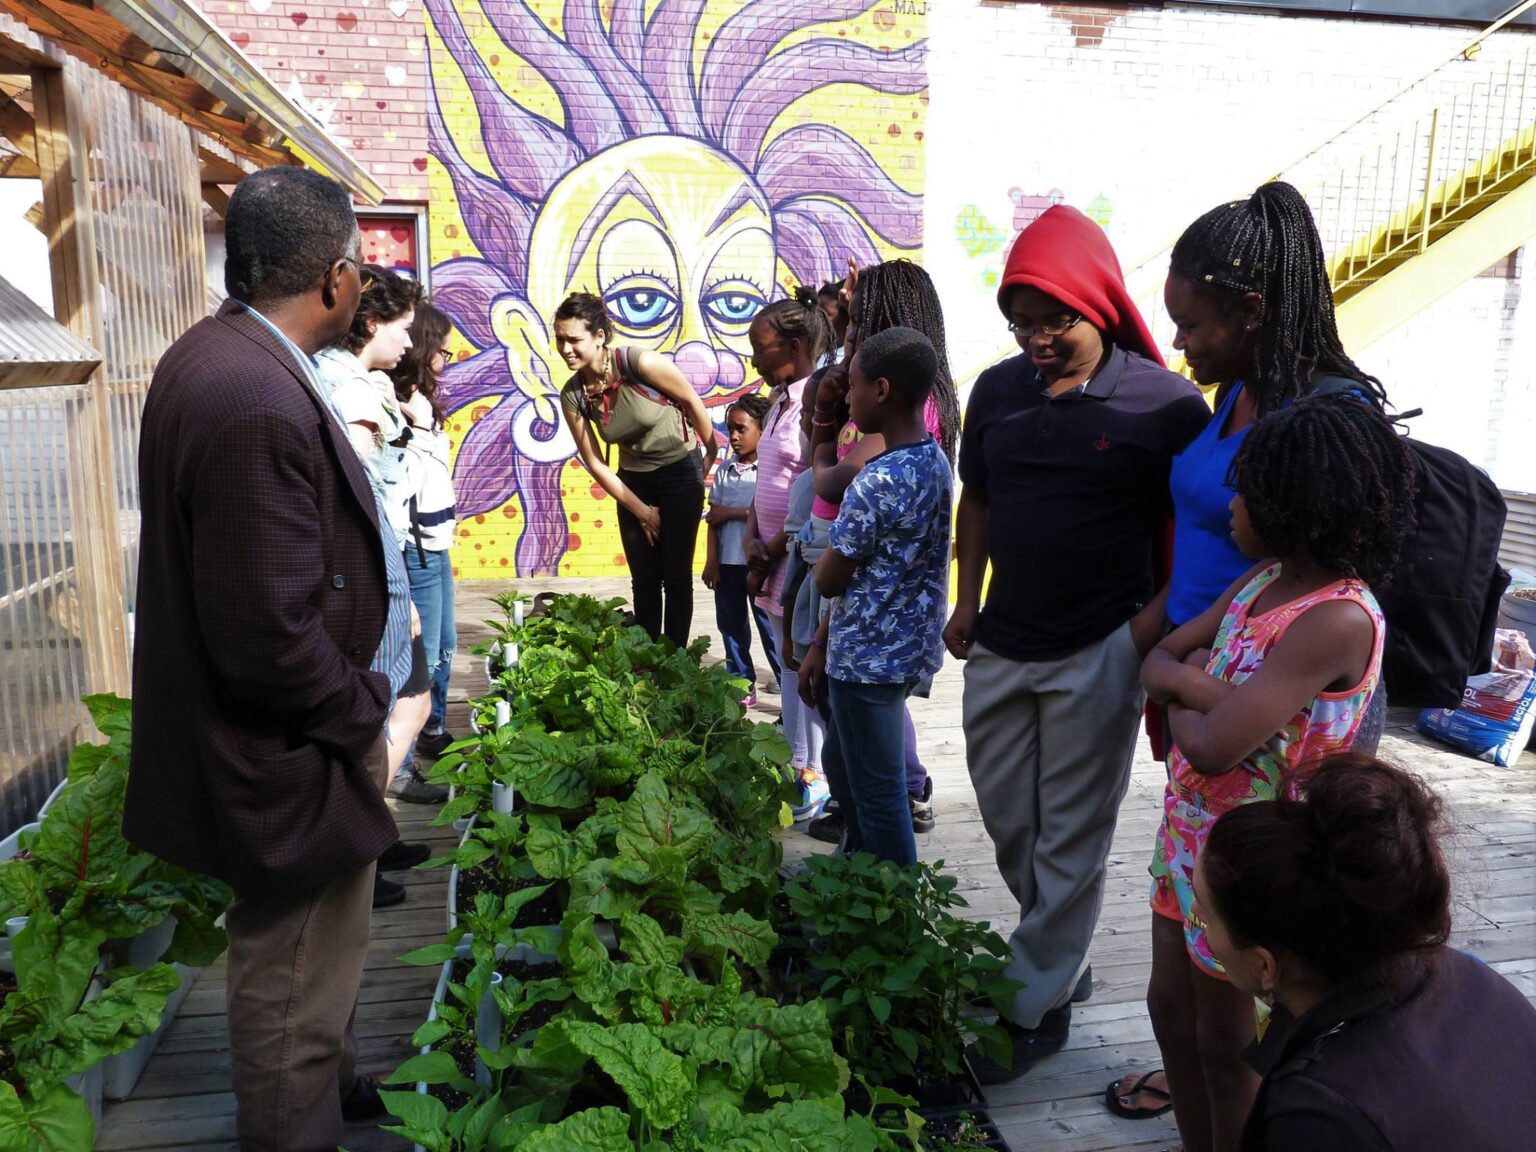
left=963, top=623, right=1146, bottom=1029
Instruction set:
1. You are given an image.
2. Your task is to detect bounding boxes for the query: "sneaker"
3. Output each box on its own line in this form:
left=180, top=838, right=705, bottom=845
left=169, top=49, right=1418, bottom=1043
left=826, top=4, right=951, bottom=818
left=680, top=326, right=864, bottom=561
left=387, top=766, right=449, bottom=804
left=742, top=691, right=758, bottom=709
left=909, top=777, right=936, bottom=833
left=371, top=874, right=406, bottom=909
left=377, top=840, right=432, bottom=871
left=806, top=802, right=843, bottom=844
left=761, top=679, right=781, bottom=696
left=791, top=766, right=831, bottom=822
left=416, top=729, right=458, bottom=759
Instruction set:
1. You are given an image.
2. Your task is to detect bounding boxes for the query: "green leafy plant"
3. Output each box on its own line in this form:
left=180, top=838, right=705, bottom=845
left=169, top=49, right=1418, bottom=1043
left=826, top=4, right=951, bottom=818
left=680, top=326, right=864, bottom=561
left=782, top=853, right=1020, bottom=1089
left=384, top=594, right=1007, bottom=1151
left=0, top=694, right=233, bottom=1149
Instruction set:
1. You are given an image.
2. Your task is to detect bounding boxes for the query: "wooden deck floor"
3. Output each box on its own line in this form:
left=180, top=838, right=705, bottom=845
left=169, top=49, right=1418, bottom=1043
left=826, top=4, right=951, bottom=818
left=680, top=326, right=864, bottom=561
left=97, top=578, right=1536, bottom=1151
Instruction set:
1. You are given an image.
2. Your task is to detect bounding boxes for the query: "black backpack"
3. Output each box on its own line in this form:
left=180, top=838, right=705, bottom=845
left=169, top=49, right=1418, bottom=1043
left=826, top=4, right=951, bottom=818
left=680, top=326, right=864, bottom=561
left=1314, top=377, right=1510, bottom=708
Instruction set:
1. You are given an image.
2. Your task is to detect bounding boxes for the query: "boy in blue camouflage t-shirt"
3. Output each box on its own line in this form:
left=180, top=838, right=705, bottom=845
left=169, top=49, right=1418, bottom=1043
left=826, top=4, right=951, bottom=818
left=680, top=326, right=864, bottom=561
left=803, top=327, right=952, bottom=866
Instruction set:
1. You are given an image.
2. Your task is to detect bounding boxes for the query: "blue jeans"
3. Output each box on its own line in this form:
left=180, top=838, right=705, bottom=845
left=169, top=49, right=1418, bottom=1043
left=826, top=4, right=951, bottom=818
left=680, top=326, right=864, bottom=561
left=714, top=564, right=782, bottom=686
left=825, top=676, right=917, bottom=866
left=402, top=546, right=456, bottom=770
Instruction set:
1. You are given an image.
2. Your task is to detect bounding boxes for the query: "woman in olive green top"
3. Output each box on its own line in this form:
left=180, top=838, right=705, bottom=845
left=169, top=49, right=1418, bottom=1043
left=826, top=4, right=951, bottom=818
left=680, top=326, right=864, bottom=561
left=556, top=292, right=718, bottom=645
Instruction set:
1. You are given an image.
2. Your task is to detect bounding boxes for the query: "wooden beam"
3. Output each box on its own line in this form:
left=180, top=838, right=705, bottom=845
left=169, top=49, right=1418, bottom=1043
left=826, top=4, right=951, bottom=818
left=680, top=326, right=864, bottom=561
left=197, top=147, right=246, bottom=185
left=0, top=32, right=56, bottom=71
left=201, top=181, right=228, bottom=217
left=0, top=93, right=37, bottom=159
left=24, top=197, right=41, bottom=229
left=0, top=150, right=37, bottom=175
left=30, top=61, right=131, bottom=697
left=2, top=0, right=290, bottom=166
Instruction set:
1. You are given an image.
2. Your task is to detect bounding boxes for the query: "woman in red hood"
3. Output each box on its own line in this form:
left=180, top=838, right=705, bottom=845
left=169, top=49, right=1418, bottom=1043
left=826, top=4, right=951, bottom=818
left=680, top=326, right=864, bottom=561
left=945, top=206, right=1209, bottom=1083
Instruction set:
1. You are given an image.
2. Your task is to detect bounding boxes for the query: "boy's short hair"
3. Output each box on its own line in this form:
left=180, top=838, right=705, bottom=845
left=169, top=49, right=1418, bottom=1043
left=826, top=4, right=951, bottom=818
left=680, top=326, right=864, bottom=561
left=854, top=326, right=936, bottom=410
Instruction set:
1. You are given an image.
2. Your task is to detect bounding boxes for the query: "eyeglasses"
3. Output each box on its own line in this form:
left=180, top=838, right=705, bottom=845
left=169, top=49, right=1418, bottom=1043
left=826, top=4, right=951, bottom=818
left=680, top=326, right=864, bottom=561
left=1007, top=314, right=1084, bottom=338
left=339, top=255, right=372, bottom=291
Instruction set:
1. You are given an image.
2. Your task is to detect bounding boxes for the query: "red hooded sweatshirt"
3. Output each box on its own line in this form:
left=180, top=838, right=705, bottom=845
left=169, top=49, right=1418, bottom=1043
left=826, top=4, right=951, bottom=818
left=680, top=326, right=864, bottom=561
left=995, top=205, right=1163, bottom=367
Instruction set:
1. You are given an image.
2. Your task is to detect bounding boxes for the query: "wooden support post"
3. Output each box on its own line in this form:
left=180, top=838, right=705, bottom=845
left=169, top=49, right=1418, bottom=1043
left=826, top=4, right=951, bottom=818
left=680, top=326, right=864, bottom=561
left=31, top=61, right=131, bottom=699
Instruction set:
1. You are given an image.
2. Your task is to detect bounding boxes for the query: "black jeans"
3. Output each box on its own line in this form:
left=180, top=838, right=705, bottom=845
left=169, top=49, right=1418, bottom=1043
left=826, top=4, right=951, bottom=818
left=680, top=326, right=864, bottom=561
left=617, top=455, right=705, bottom=647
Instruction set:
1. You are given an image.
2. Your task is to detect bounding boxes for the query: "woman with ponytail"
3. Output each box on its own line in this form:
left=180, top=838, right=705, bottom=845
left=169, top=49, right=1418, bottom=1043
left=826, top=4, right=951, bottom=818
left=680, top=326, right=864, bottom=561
left=1196, top=754, right=1536, bottom=1151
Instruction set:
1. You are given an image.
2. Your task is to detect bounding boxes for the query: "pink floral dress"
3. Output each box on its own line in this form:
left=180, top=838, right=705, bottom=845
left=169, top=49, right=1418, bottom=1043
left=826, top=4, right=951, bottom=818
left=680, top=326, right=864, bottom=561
left=1149, top=564, right=1384, bottom=975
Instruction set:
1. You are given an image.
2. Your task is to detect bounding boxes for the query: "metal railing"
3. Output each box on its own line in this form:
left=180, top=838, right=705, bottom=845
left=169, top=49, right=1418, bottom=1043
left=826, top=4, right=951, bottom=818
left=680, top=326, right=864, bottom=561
left=957, top=0, right=1536, bottom=385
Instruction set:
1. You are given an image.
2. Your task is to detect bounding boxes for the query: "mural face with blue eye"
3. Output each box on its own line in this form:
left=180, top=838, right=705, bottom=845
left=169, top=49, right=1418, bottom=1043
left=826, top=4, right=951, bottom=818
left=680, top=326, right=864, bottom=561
left=525, top=137, right=775, bottom=407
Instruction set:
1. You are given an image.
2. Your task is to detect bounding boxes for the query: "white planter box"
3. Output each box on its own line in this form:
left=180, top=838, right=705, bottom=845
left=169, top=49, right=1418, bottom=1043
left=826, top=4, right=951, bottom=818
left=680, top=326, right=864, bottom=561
left=102, top=919, right=197, bottom=1100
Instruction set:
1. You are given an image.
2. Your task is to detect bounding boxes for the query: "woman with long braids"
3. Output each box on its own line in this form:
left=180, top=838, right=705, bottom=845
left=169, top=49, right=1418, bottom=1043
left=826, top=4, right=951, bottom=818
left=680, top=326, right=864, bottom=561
left=556, top=292, right=718, bottom=646
left=798, top=258, right=964, bottom=847
left=742, top=290, right=834, bottom=817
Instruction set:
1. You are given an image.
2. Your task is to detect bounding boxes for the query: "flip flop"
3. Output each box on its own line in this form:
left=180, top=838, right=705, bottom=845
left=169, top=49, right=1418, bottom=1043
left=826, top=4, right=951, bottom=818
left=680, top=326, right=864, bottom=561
left=1105, top=1069, right=1174, bottom=1119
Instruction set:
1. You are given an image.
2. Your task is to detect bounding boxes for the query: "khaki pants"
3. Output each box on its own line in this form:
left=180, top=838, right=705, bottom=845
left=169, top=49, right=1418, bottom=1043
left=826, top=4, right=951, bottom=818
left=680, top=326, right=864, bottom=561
left=963, top=624, right=1145, bottom=1029
left=225, top=735, right=384, bottom=1151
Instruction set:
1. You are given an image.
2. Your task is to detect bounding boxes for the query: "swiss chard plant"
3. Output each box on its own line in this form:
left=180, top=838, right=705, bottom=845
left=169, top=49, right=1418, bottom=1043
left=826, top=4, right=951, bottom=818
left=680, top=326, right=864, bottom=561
left=0, top=694, right=233, bottom=1150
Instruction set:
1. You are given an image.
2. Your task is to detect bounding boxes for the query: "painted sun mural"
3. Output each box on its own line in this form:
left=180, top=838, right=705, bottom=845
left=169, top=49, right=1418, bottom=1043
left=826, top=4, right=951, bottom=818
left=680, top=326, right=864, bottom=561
left=424, top=0, right=929, bottom=575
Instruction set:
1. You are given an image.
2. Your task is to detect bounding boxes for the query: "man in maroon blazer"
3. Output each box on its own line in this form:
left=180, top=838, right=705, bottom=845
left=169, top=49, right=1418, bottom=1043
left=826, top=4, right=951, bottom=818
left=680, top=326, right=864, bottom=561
left=127, top=168, right=400, bottom=1149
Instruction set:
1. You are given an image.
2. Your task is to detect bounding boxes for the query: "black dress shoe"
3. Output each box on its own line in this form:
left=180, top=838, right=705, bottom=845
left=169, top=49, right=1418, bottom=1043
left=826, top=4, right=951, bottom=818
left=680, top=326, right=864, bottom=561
left=966, top=1004, right=1071, bottom=1084
left=377, top=840, right=431, bottom=871
left=1072, top=964, right=1094, bottom=1003
left=340, top=1074, right=387, bottom=1121
left=372, top=875, right=406, bottom=909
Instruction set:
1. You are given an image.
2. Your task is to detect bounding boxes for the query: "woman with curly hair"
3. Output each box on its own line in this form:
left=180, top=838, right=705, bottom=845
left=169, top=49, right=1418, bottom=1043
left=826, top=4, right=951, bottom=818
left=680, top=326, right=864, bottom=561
left=314, top=265, right=433, bottom=905
left=1196, top=754, right=1536, bottom=1152
left=1140, top=394, right=1416, bottom=1152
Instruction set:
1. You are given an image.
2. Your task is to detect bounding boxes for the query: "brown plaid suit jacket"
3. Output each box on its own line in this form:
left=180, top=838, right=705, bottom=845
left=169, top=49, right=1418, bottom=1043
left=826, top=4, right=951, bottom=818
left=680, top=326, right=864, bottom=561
left=126, top=301, right=399, bottom=896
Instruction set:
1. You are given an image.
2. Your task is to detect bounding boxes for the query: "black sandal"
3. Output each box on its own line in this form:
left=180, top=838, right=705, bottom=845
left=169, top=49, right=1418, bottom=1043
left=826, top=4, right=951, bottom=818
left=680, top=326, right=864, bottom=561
left=1105, top=1069, right=1173, bottom=1119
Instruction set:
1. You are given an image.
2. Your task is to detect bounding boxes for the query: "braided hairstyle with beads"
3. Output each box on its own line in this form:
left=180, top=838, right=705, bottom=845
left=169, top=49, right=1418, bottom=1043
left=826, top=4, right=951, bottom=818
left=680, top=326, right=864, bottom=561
left=726, top=391, right=771, bottom=431
left=1229, top=394, right=1415, bottom=586
left=755, top=286, right=835, bottom=369
left=853, top=259, right=962, bottom=464
left=1171, top=182, right=1386, bottom=416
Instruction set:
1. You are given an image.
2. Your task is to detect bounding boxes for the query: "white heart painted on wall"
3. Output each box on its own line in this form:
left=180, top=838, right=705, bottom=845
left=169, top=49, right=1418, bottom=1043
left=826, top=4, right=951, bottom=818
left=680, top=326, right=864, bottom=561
left=248, top=0, right=271, bottom=11
left=384, top=64, right=407, bottom=86
left=389, top=0, right=409, bottom=17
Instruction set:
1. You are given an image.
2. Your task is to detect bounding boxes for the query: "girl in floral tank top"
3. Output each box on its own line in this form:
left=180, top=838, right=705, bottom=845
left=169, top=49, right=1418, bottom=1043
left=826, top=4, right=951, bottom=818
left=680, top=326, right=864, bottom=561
left=1138, top=396, right=1417, bottom=1152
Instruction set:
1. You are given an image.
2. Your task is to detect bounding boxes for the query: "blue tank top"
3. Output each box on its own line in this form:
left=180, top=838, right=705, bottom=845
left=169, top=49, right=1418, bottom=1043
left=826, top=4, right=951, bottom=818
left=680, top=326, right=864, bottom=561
left=1167, top=383, right=1254, bottom=626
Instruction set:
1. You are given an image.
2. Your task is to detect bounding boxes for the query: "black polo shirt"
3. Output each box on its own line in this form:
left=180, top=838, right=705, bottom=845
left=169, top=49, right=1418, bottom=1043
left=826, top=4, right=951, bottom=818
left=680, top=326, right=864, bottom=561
left=958, top=345, right=1208, bottom=662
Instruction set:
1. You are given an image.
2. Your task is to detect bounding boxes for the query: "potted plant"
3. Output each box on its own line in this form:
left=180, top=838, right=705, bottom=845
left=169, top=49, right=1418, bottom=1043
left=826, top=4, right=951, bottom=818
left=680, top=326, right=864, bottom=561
left=781, top=853, right=1019, bottom=1110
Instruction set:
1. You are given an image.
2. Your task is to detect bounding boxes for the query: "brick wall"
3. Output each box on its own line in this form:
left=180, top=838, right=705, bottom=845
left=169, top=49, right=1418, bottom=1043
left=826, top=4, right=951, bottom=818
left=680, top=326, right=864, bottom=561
left=206, top=0, right=430, bottom=201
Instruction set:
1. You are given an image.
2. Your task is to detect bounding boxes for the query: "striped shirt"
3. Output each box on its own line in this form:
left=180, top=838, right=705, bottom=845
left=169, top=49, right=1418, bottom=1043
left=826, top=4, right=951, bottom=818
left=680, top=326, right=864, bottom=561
left=752, top=376, right=809, bottom=617
left=241, top=306, right=414, bottom=701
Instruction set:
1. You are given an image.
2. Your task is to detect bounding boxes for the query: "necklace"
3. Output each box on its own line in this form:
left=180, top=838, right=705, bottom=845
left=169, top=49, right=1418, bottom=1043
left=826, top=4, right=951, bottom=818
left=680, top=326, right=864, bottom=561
left=582, top=348, right=615, bottom=400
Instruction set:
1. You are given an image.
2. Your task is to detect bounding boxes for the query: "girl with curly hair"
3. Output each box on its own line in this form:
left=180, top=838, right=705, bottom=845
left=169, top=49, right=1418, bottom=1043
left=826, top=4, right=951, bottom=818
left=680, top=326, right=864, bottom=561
left=1141, top=394, right=1415, bottom=1152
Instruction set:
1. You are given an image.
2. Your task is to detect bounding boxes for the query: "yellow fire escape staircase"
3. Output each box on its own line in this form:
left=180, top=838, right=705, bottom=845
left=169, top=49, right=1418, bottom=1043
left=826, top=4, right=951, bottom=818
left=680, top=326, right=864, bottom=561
left=1327, top=45, right=1536, bottom=352
left=957, top=1, right=1536, bottom=387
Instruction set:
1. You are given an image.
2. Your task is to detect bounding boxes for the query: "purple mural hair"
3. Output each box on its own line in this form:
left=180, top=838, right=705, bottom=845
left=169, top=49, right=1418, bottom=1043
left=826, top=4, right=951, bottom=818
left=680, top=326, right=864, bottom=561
left=425, top=0, right=927, bottom=572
